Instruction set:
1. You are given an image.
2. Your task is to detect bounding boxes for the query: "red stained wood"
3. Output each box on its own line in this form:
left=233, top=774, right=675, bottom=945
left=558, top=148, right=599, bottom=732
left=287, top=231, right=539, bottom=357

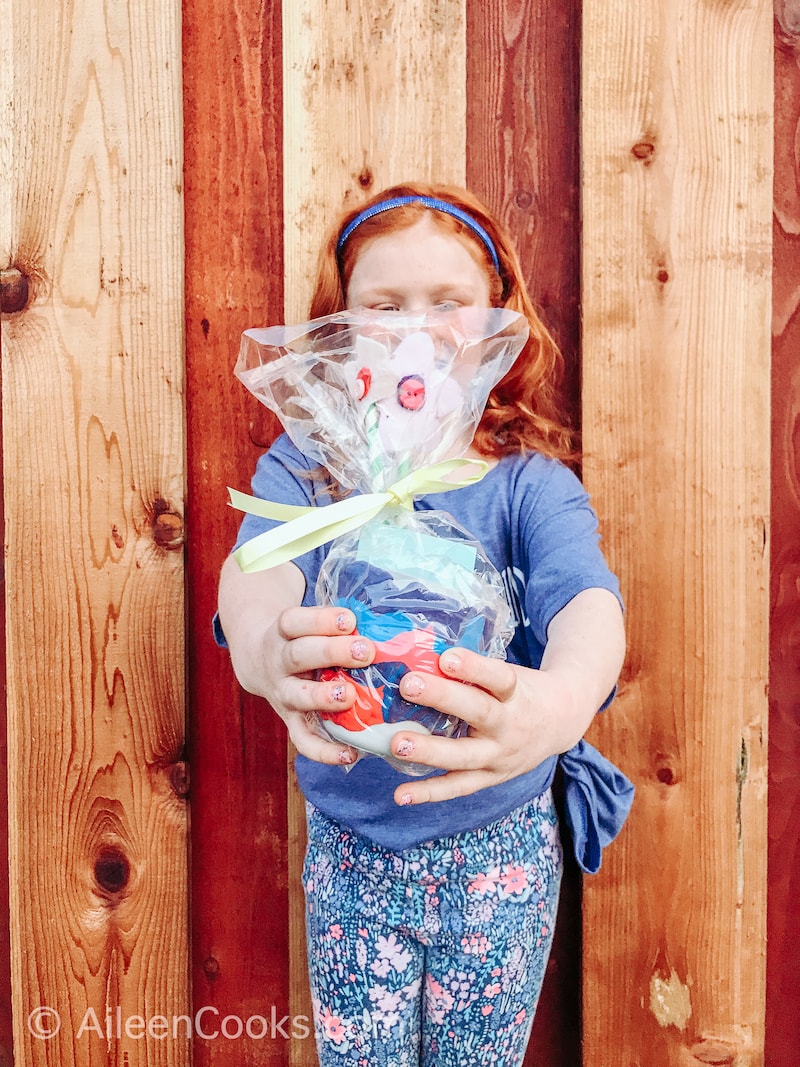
left=767, top=24, right=800, bottom=1066
left=0, top=352, right=10, bottom=1067
left=182, top=3, right=289, bottom=1063
left=465, top=3, right=583, bottom=1062
left=466, top=1, right=582, bottom=432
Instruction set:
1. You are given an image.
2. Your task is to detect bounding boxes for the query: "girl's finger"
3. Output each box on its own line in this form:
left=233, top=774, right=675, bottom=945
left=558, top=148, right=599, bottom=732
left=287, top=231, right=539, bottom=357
left=280, top=674, right=358, bottom=714
left=398, top=670, right=497, bottom=732
left=281, top=631, right=375, bottom=677
left=283, top=710, right=358, bottom=767
left=277, top=605, right=357, bottom=640
left=438, top=647, right=518, bottom=702
left=389, top=730, right=495, bottom=772
left=394, top=769, right=499, bottom=807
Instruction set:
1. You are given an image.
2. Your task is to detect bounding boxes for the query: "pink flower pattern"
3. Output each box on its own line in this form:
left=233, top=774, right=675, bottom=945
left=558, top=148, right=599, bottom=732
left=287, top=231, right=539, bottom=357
left=302, top=791, right=562, bottom=1066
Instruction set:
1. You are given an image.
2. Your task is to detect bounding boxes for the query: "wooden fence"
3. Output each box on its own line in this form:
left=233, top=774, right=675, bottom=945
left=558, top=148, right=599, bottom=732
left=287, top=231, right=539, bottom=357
left=1, top=0, right=796, bottom=1064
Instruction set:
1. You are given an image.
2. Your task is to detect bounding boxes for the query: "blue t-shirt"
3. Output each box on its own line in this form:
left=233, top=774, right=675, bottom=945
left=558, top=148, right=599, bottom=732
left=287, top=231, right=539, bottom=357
left=221, top=434, right=634, bottom=872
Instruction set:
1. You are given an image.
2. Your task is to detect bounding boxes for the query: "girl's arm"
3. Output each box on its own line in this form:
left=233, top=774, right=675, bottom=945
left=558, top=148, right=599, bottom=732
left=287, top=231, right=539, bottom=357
left=385, top=587, right=625, bottom=804
left=217, top=555, right=374, bottom=765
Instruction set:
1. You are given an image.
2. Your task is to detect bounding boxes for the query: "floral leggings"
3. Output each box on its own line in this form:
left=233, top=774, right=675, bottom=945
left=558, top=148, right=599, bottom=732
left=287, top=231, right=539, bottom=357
left=302, top=791, right=563, bottom=1066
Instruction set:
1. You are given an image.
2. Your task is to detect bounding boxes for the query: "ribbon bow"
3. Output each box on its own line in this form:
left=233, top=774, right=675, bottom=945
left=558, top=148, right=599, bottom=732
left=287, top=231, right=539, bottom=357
left=229, top=458, right=489, bottom=573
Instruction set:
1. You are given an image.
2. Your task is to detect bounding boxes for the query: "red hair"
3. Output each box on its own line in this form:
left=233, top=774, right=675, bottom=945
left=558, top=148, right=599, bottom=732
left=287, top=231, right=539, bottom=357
left=309, top=182, right=577, bottom=464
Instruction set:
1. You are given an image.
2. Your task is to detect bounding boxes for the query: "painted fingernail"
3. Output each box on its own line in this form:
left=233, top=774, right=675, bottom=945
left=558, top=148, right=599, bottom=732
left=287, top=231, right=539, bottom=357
left=330, top=684, right=346, bottom=702
left=399, top=793, right=414, bottom=806
left=339, top=749, right=355, bottom=764
left=395, top=738, right=414, bottom=757
left=336, top=612, right=350, bottom=632
left=351, top=639, right=369, bottom=661
left=403, top=674, right=425, bottom=698
left=441, top=652, right=461, bottom=673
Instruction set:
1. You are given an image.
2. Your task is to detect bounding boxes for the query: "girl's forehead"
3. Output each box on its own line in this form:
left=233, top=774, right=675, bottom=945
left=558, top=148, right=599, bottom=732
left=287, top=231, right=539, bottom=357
left=356, top=213, right=464, bottom=253
left=347, top=216, right=490, bottom=286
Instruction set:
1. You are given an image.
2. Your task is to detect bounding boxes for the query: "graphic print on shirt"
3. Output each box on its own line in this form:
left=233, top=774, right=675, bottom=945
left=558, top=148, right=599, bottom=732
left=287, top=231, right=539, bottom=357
left=500, top=565, right=530, bottom=630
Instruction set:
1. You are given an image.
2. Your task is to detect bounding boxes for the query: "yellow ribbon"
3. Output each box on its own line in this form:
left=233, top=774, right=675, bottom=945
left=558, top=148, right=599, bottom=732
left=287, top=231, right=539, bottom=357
left=229, top=458, right=489, bottom=572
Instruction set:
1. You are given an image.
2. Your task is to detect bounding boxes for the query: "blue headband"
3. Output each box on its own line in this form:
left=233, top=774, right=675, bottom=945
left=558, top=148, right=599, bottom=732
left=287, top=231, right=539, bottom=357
left=336, top=195, right=501, bottom=275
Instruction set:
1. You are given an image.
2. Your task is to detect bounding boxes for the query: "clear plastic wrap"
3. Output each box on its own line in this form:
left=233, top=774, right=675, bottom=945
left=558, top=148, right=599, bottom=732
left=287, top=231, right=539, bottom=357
left=314, top=508, right=513, bottom=773
left=234, top=308, right=529, bottom=772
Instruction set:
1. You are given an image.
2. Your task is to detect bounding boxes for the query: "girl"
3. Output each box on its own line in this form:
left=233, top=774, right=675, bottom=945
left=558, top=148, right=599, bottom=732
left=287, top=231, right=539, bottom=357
left=217, top=182, right=630, bottom=1066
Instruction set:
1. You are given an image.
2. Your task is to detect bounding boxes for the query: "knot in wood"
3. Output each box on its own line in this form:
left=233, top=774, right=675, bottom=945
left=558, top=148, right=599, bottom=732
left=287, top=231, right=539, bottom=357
left=169, top=761, right=190, bottom=798
left=688, top=1038, right=738, bottom=1065
left=631, top=141, right=656, bottom=163
left=94, top=845, right=131, bottom=896
left=152, top=499, right=184, bottom=550
left=775, top=0, right=800, bottom=38
left=1, top=268, right=30, bottom=314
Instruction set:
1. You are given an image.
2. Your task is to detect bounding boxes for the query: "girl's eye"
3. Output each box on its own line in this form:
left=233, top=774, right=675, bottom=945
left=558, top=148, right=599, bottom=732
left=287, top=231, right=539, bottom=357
left=372, top=303, right=400, bottom=312
left=435, top=300, right=460, bottom=311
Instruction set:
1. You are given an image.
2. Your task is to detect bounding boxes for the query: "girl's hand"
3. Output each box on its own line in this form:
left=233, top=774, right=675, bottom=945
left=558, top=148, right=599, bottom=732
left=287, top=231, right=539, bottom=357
left=388, top=653, right=585, bottom=803
left=388, top=587, right=625, bottom=805
left=218, top=557, right=373, bottom=766
left=258, top=604, right=376, bottom=765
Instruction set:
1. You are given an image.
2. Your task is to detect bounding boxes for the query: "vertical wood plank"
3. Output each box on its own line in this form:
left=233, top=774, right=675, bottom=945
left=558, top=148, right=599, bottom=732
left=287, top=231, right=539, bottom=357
left=282, top=0, right=466, bottom=1053
left=182, top=2, right=293, bottom=1064
left=1, top=1, right=188, bottom=1064
left=465, top=3, right=583, bottom=1062
left=467, top=0, right=582, bottom=423
left=282, top=0, right=467, bottom=321
left=767, top=15, right=800, bottom=1064
left=0, top=343, right=9, bottom=1067
left=581, top=2, right=772, bottom=1064
left=1, top=3, right=17, bottom=1054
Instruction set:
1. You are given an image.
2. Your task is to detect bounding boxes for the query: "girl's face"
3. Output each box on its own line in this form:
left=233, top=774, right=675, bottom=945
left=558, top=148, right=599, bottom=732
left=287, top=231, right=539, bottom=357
left=344, top=215, right=492, bottom=313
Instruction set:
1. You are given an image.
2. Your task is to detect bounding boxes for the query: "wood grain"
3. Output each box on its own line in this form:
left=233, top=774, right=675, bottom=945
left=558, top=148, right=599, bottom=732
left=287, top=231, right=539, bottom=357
left=182, top=1, right=292, bottom=1065
left=4, top=3, right=793, bottom=1063
left=767, top=20, right=800, bottom=1067
left=282, top=0, right=467, bottom=1056
left=467, top=0, right=582, bottom=427
left=1, top=1, right=188, bottom=1064
left=0, top=338, right=10, bottom=1067
left=465, top=2, right=583, bottom=1062
left=282, top=0, right=467, bottom=322
left=2, top=18, right=17, bottom=1056
left=581, top=1, right=772, bottom=1063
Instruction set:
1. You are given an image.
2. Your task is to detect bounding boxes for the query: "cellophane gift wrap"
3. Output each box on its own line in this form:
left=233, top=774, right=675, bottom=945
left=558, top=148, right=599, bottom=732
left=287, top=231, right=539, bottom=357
left=233, top=307, right=529, bottom=772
